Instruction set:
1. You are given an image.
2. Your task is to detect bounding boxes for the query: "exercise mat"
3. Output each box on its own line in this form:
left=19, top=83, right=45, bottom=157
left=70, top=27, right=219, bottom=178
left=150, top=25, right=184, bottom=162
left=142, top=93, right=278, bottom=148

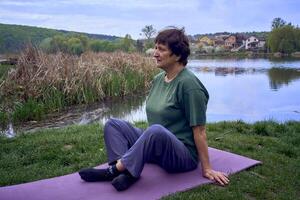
left=0, top=147, right=261, bottom=200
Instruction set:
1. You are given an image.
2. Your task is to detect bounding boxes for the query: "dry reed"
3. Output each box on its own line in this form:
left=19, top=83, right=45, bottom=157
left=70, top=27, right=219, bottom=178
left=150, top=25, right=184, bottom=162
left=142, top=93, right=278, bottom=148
left=1, top=46, right=157, bottom=105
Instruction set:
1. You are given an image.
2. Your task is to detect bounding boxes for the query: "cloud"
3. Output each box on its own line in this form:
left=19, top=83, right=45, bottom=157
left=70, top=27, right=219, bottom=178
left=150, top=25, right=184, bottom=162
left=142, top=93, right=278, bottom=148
left=0, top=0, right=299, bottom=38
left=0, top=8, right=52, bottom=21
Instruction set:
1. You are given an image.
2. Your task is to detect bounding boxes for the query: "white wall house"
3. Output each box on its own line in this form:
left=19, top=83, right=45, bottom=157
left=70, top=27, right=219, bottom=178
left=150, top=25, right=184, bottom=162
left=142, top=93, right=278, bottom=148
left=245, top=36, right=265, bottom=50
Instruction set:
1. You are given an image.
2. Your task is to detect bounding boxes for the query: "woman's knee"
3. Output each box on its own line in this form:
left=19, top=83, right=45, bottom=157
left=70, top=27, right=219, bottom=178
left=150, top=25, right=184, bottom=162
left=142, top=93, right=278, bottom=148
left=104, top=118, right=119, bottom=136
left=143, top=124, right=170, bottom=141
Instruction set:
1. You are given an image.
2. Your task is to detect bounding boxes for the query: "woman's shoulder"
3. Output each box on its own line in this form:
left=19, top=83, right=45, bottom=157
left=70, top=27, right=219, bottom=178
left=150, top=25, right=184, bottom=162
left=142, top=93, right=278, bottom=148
left=154, top=71, right=165, bottom=79
left=178, top=68, right=209, bottom=95
left=178, top=69, right=201, bottom=86
left=152, top=71, right=165, bottom=83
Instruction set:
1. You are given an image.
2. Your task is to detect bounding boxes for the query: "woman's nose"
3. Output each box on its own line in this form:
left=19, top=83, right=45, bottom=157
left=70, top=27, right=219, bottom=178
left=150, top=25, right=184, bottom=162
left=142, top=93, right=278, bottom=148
left=153, top=49, right=159, bottom=57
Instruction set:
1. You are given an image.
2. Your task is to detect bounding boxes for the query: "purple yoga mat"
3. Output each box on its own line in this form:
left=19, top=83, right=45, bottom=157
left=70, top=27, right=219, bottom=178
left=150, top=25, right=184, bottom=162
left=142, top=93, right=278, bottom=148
left=0, top=147, right=261, bottom=200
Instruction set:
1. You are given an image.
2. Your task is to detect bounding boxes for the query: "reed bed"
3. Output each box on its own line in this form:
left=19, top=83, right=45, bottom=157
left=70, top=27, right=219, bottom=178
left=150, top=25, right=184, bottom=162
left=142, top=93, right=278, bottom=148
left=0, top=46, right=158, bottom=125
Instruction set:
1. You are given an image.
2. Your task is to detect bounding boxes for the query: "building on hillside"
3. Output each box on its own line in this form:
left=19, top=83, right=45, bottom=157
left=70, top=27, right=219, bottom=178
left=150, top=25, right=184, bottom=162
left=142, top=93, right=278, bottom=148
left=224, top=34, right=248, bottom=50
left=213, top=34, right=229, bottom=47
left=224, top=35, right=236, bottom=49
left=197, top=36, right=215, bottom=48
left=245, top=36, right=265, bottom=50
left=215, top=34, right=230, bottom=40
left=214, top=38, right=225, bottom=47
left=230, top=34, right=247, bottom=52
left=236, top=34, right=247, bottom=47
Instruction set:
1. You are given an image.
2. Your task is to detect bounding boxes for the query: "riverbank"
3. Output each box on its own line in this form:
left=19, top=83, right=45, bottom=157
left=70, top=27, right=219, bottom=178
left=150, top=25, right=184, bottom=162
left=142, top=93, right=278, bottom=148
left=0, top=120, right=299, bottom=199
left=0, top=48, right=158, bottom=128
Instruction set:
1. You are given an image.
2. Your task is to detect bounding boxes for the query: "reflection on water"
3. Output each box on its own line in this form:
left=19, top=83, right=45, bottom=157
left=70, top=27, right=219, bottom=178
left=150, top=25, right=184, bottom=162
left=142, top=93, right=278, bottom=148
left=188, top=58, right=300, bottom=69
left=15, top=94, right=146, bottom=133
left=193, top=66, right=300, bottom=90
left=6, top=58, right=300, bottom=134
left=99, top=94, right=146, bottom=123
left=268, top=68, right=300, bottom=90
left=192, top=66, right=266, bottom=76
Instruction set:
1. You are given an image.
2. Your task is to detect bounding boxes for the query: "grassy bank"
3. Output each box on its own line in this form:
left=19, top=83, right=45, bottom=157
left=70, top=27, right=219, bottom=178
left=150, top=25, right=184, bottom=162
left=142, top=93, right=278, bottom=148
left=0, top=121, right=299, bottom=199
left=0, top=47, right=158, bottom=127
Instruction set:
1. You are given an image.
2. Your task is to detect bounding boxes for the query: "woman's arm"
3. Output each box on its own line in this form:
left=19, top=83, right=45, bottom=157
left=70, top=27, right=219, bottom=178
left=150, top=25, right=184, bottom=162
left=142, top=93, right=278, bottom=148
left=192, top=125, right=229, bottom=185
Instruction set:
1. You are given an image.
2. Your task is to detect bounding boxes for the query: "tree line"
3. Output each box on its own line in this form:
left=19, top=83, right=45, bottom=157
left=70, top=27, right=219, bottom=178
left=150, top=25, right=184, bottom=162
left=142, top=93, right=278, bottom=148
left=0, top=23, right=124, bottom=54
left=2, top=20, right=299, bottom=56
left=0, top=23, right=156, bottom=55
left=39, top=33, right=138, bottom=55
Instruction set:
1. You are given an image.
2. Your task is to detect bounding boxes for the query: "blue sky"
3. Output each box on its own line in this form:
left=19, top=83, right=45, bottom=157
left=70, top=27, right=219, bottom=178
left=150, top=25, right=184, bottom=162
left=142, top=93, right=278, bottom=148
left=0, top=0, right=299, bottom=39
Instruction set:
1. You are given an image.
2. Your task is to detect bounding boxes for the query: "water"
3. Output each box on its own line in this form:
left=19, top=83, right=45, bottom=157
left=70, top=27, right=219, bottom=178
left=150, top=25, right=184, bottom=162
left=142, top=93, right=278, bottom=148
left=118, top=58, right=300, bottom=123
left=5, top=58, right=300, bottom=135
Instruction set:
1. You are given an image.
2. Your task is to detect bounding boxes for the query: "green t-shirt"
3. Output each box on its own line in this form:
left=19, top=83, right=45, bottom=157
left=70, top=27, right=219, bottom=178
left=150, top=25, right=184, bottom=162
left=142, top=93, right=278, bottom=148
left=146, top=68, right=209, bottom=162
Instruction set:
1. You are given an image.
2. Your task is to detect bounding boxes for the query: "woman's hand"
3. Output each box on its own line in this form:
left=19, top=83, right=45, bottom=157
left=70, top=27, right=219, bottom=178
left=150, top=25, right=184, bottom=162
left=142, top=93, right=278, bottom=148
left=203, top=168, right=229, bottom=186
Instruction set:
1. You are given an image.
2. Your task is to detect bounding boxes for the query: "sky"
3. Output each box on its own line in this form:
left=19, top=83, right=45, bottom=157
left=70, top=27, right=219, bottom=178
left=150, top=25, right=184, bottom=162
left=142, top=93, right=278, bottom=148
left=0, top=0, right=299, bottom=39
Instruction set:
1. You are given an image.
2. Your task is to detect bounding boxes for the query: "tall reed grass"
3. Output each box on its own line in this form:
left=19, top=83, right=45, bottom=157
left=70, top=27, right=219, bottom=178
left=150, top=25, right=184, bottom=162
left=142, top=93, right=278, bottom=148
left=0, top=46, right=158, bottom=126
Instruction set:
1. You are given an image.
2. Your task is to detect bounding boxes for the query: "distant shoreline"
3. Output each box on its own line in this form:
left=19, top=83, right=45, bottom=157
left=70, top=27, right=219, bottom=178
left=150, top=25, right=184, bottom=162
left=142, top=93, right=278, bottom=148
left=191, top=52, right=300, bottom=59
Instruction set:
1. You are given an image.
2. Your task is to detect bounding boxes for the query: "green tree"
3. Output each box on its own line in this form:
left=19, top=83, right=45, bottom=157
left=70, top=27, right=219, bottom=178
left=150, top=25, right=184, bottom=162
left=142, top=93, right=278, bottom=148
left=136, top=40, right=144, bottom=52
left=67, top=37, right=84, bottom=55
left=271, top=17, right=286, bottom=30
left=141, top=25, right=156, bottom=51
left=118, top=34, right=135, bottom=52
left=141, top=25, right=156, bottom=40
left=39, top=37, right=52, bottom=53
left=89, top=40, right=103, bottom=52
left=268, top=19, right=300, bottom=53
left=76, top=34, right=89, bottom=51
left=278, top=38, right=294, bottom=54
left=89, top=39, right=117, bottom=52
left=144, top=40, right=154, bottom=50
left=294, top=27, right=300, bottom=51
left=50, top=35, right=68, bottom=53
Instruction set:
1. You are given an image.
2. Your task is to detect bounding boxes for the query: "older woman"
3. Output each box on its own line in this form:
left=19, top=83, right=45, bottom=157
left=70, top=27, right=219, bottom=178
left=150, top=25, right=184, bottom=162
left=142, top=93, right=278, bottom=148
left=79, top=27, right=229, bottom=191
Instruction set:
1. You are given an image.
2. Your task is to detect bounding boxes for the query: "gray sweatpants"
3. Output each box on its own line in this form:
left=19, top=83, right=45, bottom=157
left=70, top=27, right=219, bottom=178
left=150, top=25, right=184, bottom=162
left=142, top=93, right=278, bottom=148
left=104, top=118, right=198, bottom=178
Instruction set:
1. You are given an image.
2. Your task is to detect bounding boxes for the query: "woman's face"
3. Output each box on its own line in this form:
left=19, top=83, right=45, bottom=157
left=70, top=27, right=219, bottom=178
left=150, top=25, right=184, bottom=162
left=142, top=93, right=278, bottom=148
left=153, top=43, right=180, bottom=70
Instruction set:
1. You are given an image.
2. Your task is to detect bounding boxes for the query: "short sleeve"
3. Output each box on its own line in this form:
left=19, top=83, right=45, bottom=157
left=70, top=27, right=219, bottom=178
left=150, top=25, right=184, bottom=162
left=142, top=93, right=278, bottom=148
left=183, top=89, right=208, bottom=126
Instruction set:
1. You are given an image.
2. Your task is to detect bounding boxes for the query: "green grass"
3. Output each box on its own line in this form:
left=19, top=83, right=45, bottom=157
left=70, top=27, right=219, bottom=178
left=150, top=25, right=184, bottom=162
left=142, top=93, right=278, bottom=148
left=0, top=121, right=299, bottom=200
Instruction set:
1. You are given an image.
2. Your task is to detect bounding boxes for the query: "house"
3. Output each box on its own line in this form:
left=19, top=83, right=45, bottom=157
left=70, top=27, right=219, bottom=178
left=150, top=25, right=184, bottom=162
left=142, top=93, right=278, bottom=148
left=214, top=35, right=228, bottom=46
left=214, top=38, right=225, bottom=46
left=197, top=36, right=215, bottom=47
left=230, top=34, right=247, bottom=52
left=224, top=34, right=247, bottom=49
left=245, top=36, right=265, bottom=50
left=224, top=35, right=236, bottom=49
left=236, top=34, right=246, bottom=47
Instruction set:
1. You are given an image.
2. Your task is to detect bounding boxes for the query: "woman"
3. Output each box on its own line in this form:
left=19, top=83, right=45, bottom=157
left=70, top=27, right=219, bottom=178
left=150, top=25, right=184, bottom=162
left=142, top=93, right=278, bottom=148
left=79, top=27, right=229, bottom=191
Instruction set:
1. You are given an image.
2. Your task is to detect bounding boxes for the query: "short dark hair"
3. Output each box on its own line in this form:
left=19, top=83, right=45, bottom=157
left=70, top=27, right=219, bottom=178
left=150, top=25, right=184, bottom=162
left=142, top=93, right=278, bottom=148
left=155, top=27, right=190, bottom=66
